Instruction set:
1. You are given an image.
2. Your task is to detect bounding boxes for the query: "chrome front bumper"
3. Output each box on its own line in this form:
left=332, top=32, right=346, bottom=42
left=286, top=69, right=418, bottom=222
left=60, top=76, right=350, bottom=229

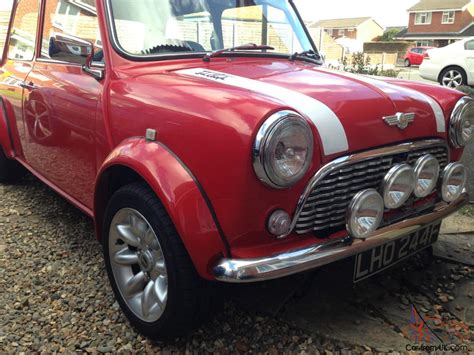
left=213, top=192, right=469, bottom=283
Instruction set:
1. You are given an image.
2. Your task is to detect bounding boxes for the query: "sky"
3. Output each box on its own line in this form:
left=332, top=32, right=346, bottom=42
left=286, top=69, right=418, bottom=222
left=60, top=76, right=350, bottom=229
left=293, top=0, right=419, bottom=27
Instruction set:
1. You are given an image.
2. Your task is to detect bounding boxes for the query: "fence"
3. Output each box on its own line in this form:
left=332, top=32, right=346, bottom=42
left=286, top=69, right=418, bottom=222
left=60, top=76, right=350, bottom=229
left=0, top=12, right=9, bottom=54
left=345, top=52, right=399, bottom=68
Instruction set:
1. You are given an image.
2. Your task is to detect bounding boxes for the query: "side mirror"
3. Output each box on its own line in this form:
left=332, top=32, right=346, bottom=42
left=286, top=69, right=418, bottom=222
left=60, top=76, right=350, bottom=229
left=49, top=33, right=93, bottom=64
left=83, top=47, right=105, bottom=81
left=49, top=33, right=104, bottom=80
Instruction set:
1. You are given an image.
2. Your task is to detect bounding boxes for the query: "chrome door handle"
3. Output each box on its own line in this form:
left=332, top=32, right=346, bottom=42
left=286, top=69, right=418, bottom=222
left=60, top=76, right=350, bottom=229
left=19, top=81, right=38, bottom=91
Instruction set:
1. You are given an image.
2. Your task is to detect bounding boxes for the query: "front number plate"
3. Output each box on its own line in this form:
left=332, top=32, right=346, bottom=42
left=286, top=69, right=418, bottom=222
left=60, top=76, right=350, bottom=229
left=353, top=223, right=441, bottom=283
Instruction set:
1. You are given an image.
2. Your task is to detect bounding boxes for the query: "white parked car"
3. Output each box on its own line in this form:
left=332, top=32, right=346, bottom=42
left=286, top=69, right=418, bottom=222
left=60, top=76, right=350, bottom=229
left=420, top=38, right=474, bottom=88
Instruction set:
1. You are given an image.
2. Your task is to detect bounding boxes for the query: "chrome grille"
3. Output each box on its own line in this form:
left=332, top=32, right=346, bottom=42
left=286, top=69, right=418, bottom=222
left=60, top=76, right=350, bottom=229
left=294, top=142, right=449, bottom=235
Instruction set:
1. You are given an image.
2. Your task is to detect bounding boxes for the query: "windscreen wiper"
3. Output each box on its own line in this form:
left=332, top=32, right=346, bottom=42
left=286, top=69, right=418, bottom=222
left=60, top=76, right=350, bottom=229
left=289, top=49, right=322, bottom=64
left=203, top=43, right=275, bottom=62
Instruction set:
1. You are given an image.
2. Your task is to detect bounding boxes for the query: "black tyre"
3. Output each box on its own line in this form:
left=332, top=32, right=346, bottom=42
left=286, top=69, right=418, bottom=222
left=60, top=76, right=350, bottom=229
left=0, top=147, right=25, bottom=183
left=404, top=58, right=411, bottom=67
left=102, top=182, right=220, bottom=340
left=439, top=66, right=467, bottom=89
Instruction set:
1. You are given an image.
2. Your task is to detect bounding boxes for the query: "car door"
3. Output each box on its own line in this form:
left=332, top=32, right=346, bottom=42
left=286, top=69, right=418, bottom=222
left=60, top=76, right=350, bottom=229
left=1, top=0, right=40, bottom=156
left=463, top=40, right=474, bottom=80
left=412, top=48, right=423, bottom=65
left=21, top=0, right=104, bottom=208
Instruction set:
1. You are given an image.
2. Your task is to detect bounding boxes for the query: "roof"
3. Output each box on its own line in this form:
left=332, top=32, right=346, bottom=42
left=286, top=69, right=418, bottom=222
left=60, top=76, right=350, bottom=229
left=396, top=23, right=474, bottom=38
left=408, top=0, right=472, bottom=12
left=309, top=17, right=377, bottom=29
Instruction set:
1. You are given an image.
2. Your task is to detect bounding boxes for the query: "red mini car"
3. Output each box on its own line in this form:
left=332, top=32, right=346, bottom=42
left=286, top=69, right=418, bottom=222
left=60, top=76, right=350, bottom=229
left=0, top=0, right=472, bottom=340
left=404, top=46, right=434, bottom=67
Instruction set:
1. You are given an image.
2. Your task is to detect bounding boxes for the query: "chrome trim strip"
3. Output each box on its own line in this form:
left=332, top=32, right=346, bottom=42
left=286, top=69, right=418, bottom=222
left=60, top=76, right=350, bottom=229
left=213, top=191, right=469, bottom=283
left=286, top=139, right=449, bottom=237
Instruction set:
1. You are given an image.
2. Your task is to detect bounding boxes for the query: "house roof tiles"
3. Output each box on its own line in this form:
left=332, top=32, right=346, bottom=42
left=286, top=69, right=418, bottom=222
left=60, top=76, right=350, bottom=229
left=310, top=17, right=373, bottom=29
left=408, top=0, right=472, bottom=12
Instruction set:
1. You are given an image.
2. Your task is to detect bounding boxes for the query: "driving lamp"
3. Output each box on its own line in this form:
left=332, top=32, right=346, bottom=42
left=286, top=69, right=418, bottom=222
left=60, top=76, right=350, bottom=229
left=413, top=154, right=440, bottom=198
left=254, top=111, right=313, bottom=188
left=441, top=162, right=466, bottom=202
left=347, top=189, right=384, bottom=239
left=382, top=164, right=415, bottom=209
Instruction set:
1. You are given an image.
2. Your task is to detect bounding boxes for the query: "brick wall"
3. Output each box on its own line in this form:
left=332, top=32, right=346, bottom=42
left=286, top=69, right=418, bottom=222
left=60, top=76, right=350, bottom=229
left=407, top=9, right=474, bottom=33
left=0, top=11, right=10, bottom=53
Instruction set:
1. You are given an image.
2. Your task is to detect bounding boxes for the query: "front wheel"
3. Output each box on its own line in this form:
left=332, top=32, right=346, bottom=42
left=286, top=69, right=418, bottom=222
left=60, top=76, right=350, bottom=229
left=404, top=58, right=411, bottom=67
left=0, top=147, right=25, bottom=183
left=103, top=182, right=219, bottom=340
left=439, top=67, right=467, bottom=88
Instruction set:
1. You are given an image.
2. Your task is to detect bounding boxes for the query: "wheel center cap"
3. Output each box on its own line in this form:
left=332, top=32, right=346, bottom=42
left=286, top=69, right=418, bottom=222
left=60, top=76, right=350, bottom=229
left=138, top=250, right=154, bottom=272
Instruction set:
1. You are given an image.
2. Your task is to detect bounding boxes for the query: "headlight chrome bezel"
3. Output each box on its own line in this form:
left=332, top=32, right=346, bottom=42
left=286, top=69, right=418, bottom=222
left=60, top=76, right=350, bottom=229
left=382, top=163, right=415, bottom=209
left=450, top=96, right=474, bottom=148
left=253, top=110, right=314, bottom=189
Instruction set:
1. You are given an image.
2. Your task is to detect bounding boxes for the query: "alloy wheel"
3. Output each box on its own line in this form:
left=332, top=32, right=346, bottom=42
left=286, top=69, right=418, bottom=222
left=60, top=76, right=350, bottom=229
left=441, top=69, right=463, bottom=88
left=108, top=208, right=168, bottom=322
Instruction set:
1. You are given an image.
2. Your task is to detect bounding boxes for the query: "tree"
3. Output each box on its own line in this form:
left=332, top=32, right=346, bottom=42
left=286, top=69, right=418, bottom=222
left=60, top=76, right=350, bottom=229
left=375, top=29, right=401, bottom=42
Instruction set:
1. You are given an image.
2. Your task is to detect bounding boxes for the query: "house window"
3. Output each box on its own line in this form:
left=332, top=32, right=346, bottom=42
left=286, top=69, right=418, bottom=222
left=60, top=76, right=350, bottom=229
left=416, top=40, right=431, bottom=46
left=53, top=0, right=81, bottom=33
left=414, top=12, right=432, bottom=25
left=442, top=11, right=455, bottom=24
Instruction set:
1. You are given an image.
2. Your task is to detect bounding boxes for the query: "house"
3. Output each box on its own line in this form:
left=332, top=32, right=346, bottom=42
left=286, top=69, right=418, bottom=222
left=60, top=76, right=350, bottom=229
left=396, top=0, right=474, bottom=47
left=309, top=17, right=385, bottom=43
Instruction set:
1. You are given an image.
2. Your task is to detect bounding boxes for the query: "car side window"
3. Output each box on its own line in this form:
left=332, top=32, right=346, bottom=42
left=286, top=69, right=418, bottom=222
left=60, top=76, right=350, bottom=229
left=40, top=0, right=102, bottom=65
left=465, top=41, right=474, bottom=51
left=7, top=0, right=40, bottom=61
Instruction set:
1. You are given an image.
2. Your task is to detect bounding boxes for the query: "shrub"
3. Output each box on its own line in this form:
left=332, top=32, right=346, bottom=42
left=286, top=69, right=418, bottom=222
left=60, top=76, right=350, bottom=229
left=456, top=85, right=474, bottom=97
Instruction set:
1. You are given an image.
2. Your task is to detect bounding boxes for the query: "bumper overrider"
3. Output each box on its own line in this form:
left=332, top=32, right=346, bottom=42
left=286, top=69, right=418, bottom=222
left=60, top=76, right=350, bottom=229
left=213, top=192, right=468, bottom=282
left=213, top=139, right=470, bottom=283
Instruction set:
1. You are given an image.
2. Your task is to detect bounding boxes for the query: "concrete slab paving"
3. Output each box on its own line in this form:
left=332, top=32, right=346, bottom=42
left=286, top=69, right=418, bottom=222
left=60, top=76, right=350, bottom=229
left=433, top=234, right=474, bottom=266
left=461, top=143, right=474, bottom=199
left=447, top=280, right=474, bottom=326
left=440, top=214, right=474, bottom=235
left=233, top=235, right=474, bottom=351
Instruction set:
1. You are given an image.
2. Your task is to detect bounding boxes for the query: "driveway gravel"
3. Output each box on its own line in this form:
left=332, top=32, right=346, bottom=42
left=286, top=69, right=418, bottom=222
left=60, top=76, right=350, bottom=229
left=0, top=175, right=367, bottom=354
left=0, top=174, right=473, bottom=353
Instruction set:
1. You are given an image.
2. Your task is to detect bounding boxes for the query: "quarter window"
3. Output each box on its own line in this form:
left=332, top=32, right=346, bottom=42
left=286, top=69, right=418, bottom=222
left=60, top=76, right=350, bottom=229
left=442, top=11, right=455, bottom=24
left=414, top=12, right=432, bottom=25
left=465, top=40, right=474, bottom=50
left=7, top=0, right=40, bottom=61
left=41, top=0, right=101, bottom=65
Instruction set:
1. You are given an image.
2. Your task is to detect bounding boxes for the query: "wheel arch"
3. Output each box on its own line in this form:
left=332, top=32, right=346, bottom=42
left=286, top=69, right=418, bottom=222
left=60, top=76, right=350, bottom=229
left=0, top=97, right=15, bottom=158
left=438, top=64, right=467, bottom=84
left=94, top=137, right=230, bottom=280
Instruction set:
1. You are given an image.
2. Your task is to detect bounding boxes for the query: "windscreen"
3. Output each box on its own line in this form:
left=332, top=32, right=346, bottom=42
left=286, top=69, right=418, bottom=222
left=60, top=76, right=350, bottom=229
left=108, top=0, right=313, bottom=57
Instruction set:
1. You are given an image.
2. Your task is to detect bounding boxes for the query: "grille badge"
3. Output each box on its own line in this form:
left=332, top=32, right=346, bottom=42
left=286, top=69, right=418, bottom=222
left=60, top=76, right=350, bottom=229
left=383, top=113, right=415, bottom=130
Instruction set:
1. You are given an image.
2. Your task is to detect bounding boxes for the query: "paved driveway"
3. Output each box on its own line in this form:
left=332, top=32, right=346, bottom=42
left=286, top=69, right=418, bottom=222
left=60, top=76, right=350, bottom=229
left=462, top=143, right=474, bottom=200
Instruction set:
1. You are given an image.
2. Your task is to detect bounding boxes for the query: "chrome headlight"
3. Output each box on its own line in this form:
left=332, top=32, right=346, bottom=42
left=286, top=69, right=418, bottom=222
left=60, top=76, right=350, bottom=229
left=441, top=162, right=467, bottom=202
left=450, top=97, right=474, bottom=148
left=253, top=111, right=313, bottom=188
left=382, top=164, right=415, bottom=209
left=347, top=189, right=384, bottom=239
left=413, top=154, right=440, bottom=198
